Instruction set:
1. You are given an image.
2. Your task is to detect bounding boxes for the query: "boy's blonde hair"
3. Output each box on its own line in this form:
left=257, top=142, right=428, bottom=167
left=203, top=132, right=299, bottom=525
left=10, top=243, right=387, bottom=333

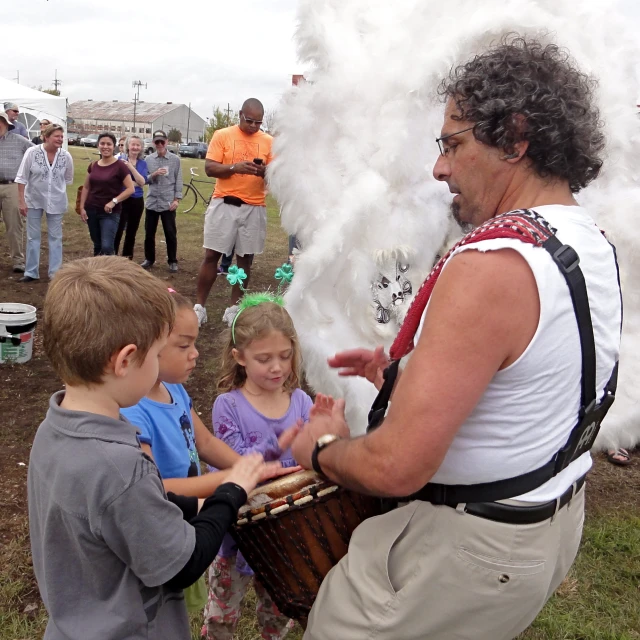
left=217, top=302, right=301, bottom=394
left=44, top=256, right=175, bottom=386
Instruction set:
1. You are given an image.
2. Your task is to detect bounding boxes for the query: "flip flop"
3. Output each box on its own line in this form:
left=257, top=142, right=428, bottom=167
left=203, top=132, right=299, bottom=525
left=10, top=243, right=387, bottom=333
left=606, top=448, right=632, bottom=466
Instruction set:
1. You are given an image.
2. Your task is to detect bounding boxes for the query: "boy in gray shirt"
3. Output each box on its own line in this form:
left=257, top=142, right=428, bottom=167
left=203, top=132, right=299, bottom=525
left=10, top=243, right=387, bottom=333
left=28, top=257, right=280, bottom=640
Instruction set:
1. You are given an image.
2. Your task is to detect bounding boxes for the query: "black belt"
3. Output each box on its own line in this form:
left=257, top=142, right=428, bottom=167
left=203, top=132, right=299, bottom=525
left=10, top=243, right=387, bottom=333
left=0, top=179, right=14, bottom=184
left=460, top=475, right=586, bottom=525
left=223, top=195, right=247, bottom=207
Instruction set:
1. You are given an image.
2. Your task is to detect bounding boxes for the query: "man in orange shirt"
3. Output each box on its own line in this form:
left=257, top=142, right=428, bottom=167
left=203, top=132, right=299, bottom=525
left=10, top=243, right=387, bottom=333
left=194, top=98, right=273, bottom=326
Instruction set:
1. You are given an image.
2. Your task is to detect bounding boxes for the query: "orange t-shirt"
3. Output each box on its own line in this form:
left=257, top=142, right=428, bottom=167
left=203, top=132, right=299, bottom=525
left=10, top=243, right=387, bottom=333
left=206, top=125, right=274, bottom=206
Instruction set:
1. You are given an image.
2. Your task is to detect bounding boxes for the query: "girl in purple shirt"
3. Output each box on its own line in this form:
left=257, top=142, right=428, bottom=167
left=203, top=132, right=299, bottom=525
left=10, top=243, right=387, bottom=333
left=203, top=300, right=312, bottom=640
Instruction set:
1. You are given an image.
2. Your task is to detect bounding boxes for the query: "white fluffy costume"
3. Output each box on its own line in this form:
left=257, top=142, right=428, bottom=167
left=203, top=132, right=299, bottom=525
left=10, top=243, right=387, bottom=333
left=268, top=0, right=640, bottom=449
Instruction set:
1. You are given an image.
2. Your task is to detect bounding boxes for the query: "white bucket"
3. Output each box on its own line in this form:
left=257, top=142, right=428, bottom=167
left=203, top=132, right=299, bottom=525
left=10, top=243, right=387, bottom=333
left=0, top=303, right=37, bottom=364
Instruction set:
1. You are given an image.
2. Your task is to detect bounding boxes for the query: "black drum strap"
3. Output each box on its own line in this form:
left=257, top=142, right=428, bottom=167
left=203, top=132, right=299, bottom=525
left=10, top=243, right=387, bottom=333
left=367, top=222, right=622, bottom=505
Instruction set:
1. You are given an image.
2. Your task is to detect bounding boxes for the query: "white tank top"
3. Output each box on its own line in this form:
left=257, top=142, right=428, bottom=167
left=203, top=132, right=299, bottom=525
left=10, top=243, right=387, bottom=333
left=417, top=205, right=621, bottom=501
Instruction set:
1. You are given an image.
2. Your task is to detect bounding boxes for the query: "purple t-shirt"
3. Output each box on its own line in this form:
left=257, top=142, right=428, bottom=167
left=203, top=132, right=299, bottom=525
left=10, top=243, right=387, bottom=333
left=212, top=388, right=313, bottom=569
left=86, top=160, right=130, bottom=213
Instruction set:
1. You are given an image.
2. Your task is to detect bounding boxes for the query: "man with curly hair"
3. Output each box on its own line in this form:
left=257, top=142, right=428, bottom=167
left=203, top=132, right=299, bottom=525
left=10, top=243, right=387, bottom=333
left=286, top=37, right=622, bottom=639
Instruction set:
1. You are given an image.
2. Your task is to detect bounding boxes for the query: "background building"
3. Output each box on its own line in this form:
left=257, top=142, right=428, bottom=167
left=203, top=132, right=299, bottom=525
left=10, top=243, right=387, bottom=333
left=68, top=100, right=206, bottom=142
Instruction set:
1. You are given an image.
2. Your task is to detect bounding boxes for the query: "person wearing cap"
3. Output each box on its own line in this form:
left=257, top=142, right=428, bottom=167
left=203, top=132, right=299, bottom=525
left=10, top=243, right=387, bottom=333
left=31, top=119, right=51, bottom=145
left=3, top=103, right=29, bottom=139
left=0, top=110, right=33, bottom=272
left=141, top=130, right=182, bottom=273
left=194, top=98, right=273, bottom=327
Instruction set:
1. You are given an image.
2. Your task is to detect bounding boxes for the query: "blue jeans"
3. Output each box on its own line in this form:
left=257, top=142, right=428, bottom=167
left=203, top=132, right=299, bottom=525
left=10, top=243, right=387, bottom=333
left=86, top=205, right=120, bottom=256
left=25, top=209, right=63, bottom=279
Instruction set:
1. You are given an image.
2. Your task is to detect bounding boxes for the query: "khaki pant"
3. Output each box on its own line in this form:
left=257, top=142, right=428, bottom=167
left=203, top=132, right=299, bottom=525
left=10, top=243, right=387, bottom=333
left=0, top=183, right=24, bottom=266
left=305, top=487, right=585, bottom=640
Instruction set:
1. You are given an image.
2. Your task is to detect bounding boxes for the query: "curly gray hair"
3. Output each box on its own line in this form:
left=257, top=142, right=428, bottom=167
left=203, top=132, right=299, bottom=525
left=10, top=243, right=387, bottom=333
left=439, top=36, right=605, bottom=193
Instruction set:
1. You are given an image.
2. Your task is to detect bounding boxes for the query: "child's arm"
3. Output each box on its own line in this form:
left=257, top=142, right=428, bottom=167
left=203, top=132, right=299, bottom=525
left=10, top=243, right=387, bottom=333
left=192, top=407, right=241, bottom=469
left=140, top=442, right=234, bottom=499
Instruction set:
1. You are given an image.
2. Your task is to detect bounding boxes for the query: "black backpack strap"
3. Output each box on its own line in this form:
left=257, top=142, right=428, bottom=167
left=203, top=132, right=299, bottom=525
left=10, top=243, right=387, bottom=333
left=367, top=359, right=400, bottom=432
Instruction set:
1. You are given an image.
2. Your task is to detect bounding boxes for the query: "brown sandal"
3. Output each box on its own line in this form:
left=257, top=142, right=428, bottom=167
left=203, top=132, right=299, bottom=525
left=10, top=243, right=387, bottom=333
left=606, top=448, right=632, bottom=466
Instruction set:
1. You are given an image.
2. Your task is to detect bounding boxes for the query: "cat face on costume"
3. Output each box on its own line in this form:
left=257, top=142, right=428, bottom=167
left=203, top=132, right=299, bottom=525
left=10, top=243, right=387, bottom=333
left=371, top=261, right=413, bottom=325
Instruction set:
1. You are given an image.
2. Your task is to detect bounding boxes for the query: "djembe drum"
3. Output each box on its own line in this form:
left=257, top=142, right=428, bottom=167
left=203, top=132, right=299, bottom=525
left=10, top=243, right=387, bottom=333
left=231, top=470, right=382, bottom=623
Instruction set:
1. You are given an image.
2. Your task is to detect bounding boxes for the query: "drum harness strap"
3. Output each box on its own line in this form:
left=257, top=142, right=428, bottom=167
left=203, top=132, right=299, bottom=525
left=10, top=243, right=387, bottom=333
left=367, top=209, right=622, bottom=509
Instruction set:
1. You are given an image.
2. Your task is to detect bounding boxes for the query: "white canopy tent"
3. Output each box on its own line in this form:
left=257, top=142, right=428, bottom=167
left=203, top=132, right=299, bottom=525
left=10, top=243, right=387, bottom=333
left=0, top=76, right=67, bottom=140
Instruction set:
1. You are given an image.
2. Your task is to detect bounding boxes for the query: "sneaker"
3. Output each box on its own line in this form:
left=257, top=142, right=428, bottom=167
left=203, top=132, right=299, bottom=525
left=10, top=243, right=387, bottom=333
left=222, top=304, right=240, bottom=327
left=140, top=260, right=154, bottom=270
left=12, top=265, right=25, bottom=273
left=169, top=262, right=178, bottom=273
left=194, top=304, right=208, bottom=327
left=19, top=275, right=39, bottom=283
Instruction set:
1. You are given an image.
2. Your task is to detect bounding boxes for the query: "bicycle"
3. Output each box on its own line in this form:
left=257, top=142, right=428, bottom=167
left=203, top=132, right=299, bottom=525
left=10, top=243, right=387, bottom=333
left=179, top=167, right=215, bottom=214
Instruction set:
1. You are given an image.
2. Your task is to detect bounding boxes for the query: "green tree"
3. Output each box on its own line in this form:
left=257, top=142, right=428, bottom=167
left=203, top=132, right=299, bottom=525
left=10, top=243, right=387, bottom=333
left=204, top=106, right=239, bottom=142
left=167, top=127, right=182, bottom=143
left=42, top=88, right=61, bottom=96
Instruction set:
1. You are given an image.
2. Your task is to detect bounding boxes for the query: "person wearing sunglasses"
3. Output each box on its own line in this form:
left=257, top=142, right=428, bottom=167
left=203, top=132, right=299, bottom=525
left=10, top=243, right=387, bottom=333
left=194, top=98, right=273, bottom=327
left=3, top=103, right=29, bottom=139
left=30, top=119, right=51, bottom=145
left=141, top=130, right=182, bottom=273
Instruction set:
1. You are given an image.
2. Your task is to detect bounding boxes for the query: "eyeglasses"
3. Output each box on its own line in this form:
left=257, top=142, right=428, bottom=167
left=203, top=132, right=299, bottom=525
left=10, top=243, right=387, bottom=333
left=154, top=139, right=166, bottom=145
left=8, top=109, right=19, bottom=114
left=436, top=125, right=475, bottom=156
left=242, top=114, right=263, bottom=126
left=119, top=143, right=125, bottom=148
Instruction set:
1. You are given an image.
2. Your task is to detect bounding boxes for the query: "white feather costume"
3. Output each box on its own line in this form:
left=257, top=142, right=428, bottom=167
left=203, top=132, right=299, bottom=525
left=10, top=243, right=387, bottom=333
left=269, top=0, right=640, bottom=449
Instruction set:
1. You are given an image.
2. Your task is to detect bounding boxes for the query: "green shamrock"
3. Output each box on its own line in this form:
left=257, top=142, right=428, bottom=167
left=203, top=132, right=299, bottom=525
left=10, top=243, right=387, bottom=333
left=274, top=263, right=294, bottom=284
left=226, top=266, right=247, bottom=287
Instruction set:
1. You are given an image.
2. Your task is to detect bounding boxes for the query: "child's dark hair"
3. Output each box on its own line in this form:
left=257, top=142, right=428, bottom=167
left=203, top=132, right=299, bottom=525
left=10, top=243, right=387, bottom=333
left=217, top=302, right=301, bottom=394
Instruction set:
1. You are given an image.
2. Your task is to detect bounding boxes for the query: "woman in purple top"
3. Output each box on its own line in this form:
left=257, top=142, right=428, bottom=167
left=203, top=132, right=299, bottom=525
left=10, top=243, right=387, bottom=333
left=79, top=132, right=134, bottom=256
left=203, top=300, right=312, bottom=640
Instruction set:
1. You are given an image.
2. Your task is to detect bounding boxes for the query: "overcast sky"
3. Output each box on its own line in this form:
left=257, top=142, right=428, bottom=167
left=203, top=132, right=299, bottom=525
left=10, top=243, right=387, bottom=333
left=3, top=0, right=639, bottom=121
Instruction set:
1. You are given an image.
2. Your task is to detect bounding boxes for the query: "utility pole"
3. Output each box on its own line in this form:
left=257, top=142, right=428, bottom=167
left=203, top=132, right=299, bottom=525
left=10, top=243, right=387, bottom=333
left=132, top=80, right=147, bottom=133
left=14, top=70, right=19, bottom=84
left=52, top=69, right=62, bottom=93
left=225, top=103, right=232, bottom=127
left=186, top=102, right=191, bottom=143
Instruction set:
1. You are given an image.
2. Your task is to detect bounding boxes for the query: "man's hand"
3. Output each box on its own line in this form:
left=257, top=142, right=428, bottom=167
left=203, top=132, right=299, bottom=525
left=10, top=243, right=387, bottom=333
left=288, top=398, right=350, bottom=470
left=153, top=168, right=168, bottom=178
left=232, top=161, right=260, bottom=176
left=328, top=346, right=390, bottom=390
left=19, top=201, right=28, bottom=217
left=169, top=199, right=179, bottom=212
left=255, top=164, right=267, bottom=178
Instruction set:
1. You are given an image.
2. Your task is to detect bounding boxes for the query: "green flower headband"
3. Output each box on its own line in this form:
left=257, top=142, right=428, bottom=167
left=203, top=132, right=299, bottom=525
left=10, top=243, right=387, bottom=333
left=227, top=263, right=294, bottom=344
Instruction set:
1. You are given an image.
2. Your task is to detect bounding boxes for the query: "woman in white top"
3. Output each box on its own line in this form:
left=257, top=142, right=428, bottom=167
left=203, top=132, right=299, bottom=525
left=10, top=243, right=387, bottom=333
left=15, top=124, right=74, bottom=282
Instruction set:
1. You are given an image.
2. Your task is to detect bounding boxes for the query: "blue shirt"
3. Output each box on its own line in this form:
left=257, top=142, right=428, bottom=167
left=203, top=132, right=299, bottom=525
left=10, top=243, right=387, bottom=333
left=121, top=383, right=201, bottom=480
left=121, top=158, right=148, bottom=198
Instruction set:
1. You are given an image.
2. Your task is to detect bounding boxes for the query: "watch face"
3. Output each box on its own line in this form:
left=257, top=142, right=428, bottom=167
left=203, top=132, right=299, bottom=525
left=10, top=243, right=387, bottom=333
left=318, top=434, right=339, bottom=447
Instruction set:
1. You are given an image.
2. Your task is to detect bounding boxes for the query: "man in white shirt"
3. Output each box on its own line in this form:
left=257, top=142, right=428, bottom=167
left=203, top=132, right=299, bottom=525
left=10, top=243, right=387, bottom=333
left=285, top=37, right=622, bottom=640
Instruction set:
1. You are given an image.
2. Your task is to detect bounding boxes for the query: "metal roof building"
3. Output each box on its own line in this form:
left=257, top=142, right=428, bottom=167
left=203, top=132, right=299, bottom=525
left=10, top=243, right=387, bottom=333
left=68, top=100, right=207, bottom=143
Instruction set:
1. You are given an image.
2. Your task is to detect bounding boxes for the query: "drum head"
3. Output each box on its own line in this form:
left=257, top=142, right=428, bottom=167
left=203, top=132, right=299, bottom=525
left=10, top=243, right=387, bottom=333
left=240, top=470, right=331, bottom=517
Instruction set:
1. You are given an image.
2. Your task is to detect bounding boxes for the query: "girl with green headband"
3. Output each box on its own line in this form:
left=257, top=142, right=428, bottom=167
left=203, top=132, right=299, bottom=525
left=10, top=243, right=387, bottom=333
left=203, top=294, right=312, bottom=640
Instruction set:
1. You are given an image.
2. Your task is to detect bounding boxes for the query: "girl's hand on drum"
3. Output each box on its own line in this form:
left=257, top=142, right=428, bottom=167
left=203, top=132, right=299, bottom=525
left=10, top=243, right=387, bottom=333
left=328, top=346, right=390, bottom=390
left=226, top=453, right=268, bottom=494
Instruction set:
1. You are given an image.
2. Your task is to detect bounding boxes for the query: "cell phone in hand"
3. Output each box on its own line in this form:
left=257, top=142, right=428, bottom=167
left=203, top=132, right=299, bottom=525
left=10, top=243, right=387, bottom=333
left=253, top=158, right=263, bottom=165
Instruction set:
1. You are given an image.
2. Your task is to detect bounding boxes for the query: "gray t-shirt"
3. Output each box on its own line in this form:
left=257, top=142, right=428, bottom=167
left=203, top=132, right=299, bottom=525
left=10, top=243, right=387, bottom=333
left=28, top=392, right=196, bottom=640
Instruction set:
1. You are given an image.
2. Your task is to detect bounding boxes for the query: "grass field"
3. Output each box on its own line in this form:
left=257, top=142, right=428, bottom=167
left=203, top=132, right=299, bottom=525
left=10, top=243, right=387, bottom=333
left=0, top=145, right=638, bottom=640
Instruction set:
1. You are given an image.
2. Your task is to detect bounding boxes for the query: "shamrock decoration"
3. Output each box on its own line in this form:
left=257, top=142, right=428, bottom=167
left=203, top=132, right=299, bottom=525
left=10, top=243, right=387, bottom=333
left=274, top=263, right=294, bottom=284
left=226, top=265, right=248, bottom=288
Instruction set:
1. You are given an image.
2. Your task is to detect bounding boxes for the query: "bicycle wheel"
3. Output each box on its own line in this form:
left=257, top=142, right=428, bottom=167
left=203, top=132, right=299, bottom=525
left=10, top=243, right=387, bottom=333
left=179, top=184, right=197, bottom=214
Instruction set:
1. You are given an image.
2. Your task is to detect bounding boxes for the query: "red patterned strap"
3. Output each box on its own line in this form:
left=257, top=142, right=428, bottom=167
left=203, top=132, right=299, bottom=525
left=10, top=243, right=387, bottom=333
left=389, top=210, right=556, bottom=361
